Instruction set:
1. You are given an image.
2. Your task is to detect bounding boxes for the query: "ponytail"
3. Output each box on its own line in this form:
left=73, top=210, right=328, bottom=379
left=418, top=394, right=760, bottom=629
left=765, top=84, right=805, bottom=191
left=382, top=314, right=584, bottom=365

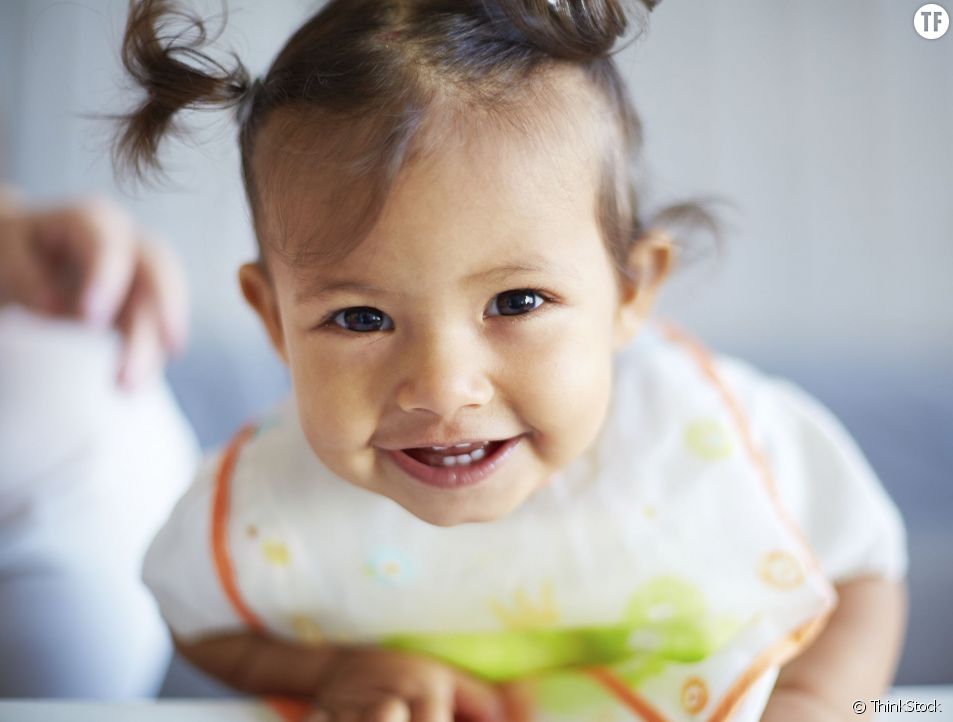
left=490, top=0, right=658, bottom=61
left=114, top=0, right=252, bottom=179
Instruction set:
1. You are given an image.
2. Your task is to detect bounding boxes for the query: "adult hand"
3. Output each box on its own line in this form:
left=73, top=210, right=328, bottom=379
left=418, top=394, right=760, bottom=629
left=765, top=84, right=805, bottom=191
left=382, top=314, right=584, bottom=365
left=0, top=186, right=188, bottom=388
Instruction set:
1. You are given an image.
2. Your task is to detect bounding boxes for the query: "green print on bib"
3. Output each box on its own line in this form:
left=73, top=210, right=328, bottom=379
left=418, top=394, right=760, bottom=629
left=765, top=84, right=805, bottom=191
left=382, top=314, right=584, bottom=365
left=380, top=577, right=738, bottom=683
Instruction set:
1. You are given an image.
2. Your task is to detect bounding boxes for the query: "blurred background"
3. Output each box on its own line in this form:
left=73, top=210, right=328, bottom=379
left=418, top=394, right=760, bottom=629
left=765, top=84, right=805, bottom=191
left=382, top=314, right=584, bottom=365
left=1, top=0, right=950, bottom=690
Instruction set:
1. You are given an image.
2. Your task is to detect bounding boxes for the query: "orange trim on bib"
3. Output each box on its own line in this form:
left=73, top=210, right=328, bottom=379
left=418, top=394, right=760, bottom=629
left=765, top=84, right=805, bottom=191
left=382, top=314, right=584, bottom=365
left=589, top=668, right=670, bottom=722
left=211, top=424, right=266, bottom=632
left=658, top=322, right=837, bottom=722
left=707, top=612, right=832, bottom=722
left=658, top=323, right=829, bottom=580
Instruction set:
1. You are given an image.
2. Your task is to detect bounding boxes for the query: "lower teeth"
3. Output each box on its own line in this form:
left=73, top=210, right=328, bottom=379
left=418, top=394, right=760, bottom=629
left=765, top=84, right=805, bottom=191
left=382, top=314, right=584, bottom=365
left=441, top=447, right=487, bottom=466
left=407, top=442, right=498, bottom=467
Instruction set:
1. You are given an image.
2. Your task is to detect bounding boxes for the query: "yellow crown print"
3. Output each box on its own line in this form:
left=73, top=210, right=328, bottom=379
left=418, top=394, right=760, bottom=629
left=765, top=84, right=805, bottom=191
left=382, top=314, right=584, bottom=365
left=490, top=581, right=561, bottom=630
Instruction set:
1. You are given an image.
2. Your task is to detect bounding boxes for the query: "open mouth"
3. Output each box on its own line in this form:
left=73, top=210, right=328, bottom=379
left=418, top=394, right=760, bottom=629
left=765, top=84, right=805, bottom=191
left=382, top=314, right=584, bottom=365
left=402, top=440, right=507, bottom=467
left=387, top=436, right=522, bottom=488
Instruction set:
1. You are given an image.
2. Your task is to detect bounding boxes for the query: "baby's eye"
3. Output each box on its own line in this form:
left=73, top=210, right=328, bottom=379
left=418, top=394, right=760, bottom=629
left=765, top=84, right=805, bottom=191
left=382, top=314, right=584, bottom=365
left=331, top=307, right=394, bottom=333
left=485, top=289, right=547, bottom=317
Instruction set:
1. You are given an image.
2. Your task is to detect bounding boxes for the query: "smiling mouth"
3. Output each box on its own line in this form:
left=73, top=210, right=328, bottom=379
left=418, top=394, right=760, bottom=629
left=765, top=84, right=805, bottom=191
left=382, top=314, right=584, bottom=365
left=386, top=436, right=523, bottom=489
left=402, top=440, right=507, bottom=467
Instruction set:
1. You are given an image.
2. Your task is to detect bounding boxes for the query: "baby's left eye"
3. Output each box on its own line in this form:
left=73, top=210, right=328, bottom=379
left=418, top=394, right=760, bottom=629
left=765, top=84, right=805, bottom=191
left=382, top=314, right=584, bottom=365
left=485, top=289, right=547, bottom=317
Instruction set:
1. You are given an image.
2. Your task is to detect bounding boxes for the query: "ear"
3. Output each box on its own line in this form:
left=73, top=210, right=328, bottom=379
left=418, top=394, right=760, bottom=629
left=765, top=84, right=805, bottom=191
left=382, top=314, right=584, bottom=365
left=239, top=261, right=289, bottom=365
left=612, top=230, right=674, bottom=350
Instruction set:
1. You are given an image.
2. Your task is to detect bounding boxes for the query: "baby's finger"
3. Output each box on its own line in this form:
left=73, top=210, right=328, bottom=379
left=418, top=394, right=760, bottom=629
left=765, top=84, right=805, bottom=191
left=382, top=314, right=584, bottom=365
left=304, top=708, right=361, bottom=722
left=451, top=673, right=506, bottom=722
left=366, top=697, right=411, bottom=722
left=499, top=681, right=535, bottom=722
left=410, top=694, right=453, bottom=722
left=307, top=699, right=409, bottom=722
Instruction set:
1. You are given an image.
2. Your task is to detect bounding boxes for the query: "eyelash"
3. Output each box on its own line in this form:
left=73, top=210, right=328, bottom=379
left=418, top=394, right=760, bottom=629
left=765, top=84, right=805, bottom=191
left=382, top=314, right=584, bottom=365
left=322, top=288, right=556, bottom=334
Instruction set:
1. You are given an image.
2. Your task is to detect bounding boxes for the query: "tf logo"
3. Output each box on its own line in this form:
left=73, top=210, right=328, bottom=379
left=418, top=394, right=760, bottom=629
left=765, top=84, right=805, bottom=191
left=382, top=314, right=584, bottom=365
left=915, top=4, right=949, bottom=39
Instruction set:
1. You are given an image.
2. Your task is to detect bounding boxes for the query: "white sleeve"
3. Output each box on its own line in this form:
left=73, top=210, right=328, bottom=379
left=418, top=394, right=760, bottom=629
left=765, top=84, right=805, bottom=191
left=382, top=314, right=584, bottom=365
left=142, top=451, right=245, bottom=642
left=716, top=358, right=908, bottom=584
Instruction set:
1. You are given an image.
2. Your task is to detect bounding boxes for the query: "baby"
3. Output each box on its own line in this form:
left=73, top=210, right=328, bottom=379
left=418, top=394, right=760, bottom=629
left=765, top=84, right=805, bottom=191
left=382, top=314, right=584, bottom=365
left=118, top=1, right=908, bottom=721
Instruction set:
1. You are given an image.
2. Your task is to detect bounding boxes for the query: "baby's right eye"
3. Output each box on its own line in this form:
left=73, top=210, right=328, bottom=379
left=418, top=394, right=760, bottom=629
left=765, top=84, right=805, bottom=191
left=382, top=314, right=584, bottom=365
left=331, top=307, right=394, bottom=333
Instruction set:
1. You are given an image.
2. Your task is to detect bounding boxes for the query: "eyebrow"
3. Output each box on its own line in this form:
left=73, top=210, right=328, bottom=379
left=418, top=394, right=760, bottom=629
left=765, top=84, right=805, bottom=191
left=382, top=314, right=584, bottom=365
left=295, top=279, right=394, bottom=305
left=296, top=260, right=572, bottom=304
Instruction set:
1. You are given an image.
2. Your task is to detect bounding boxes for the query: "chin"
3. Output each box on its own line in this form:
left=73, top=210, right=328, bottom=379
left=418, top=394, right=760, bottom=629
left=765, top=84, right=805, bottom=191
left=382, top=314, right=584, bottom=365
left=400, top=490, right=529, bottom=527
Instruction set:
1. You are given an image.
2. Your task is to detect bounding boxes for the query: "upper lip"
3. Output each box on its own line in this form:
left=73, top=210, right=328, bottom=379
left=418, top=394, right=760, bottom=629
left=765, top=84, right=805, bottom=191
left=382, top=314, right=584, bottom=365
left=376, top=435, right=520, bottom=451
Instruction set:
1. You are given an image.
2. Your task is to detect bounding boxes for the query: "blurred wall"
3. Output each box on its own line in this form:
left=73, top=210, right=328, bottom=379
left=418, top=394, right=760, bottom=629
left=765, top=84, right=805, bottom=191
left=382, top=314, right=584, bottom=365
left=1, top=0, right=950, bottom=368
left=627, top=0, right=953, bottom=370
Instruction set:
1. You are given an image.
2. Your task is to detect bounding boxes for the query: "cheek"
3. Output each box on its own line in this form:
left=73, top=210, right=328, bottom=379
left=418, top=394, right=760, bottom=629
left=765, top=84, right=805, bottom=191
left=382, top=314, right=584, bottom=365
left=509, top=312, right=615, bottom=459
left=286, top=337, right=381, bottom=452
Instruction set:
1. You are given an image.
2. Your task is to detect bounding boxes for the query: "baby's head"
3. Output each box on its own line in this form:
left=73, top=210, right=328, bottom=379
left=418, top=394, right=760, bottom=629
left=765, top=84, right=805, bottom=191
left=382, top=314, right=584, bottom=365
left=117, top=0, right=678, bottom=526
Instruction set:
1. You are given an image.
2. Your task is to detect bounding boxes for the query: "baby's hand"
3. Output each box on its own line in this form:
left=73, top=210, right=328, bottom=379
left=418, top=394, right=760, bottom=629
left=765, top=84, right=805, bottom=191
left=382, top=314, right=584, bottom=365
left=305, top=646, right=514, bottom=722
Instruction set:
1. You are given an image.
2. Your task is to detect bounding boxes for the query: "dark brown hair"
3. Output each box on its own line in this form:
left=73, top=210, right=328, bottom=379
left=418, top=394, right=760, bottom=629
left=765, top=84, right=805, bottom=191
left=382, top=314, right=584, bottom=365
left=115, top=0, right=715, bottom=277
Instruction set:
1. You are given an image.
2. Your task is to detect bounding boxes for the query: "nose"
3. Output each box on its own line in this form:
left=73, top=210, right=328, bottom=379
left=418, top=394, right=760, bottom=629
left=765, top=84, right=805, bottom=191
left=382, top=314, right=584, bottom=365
left=394, top=330, right=494, bottom=417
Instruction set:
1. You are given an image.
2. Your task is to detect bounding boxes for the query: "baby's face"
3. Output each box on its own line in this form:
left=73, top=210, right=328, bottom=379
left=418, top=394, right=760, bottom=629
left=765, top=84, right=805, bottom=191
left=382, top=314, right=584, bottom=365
left=244, top=110, right=663, bottom=526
